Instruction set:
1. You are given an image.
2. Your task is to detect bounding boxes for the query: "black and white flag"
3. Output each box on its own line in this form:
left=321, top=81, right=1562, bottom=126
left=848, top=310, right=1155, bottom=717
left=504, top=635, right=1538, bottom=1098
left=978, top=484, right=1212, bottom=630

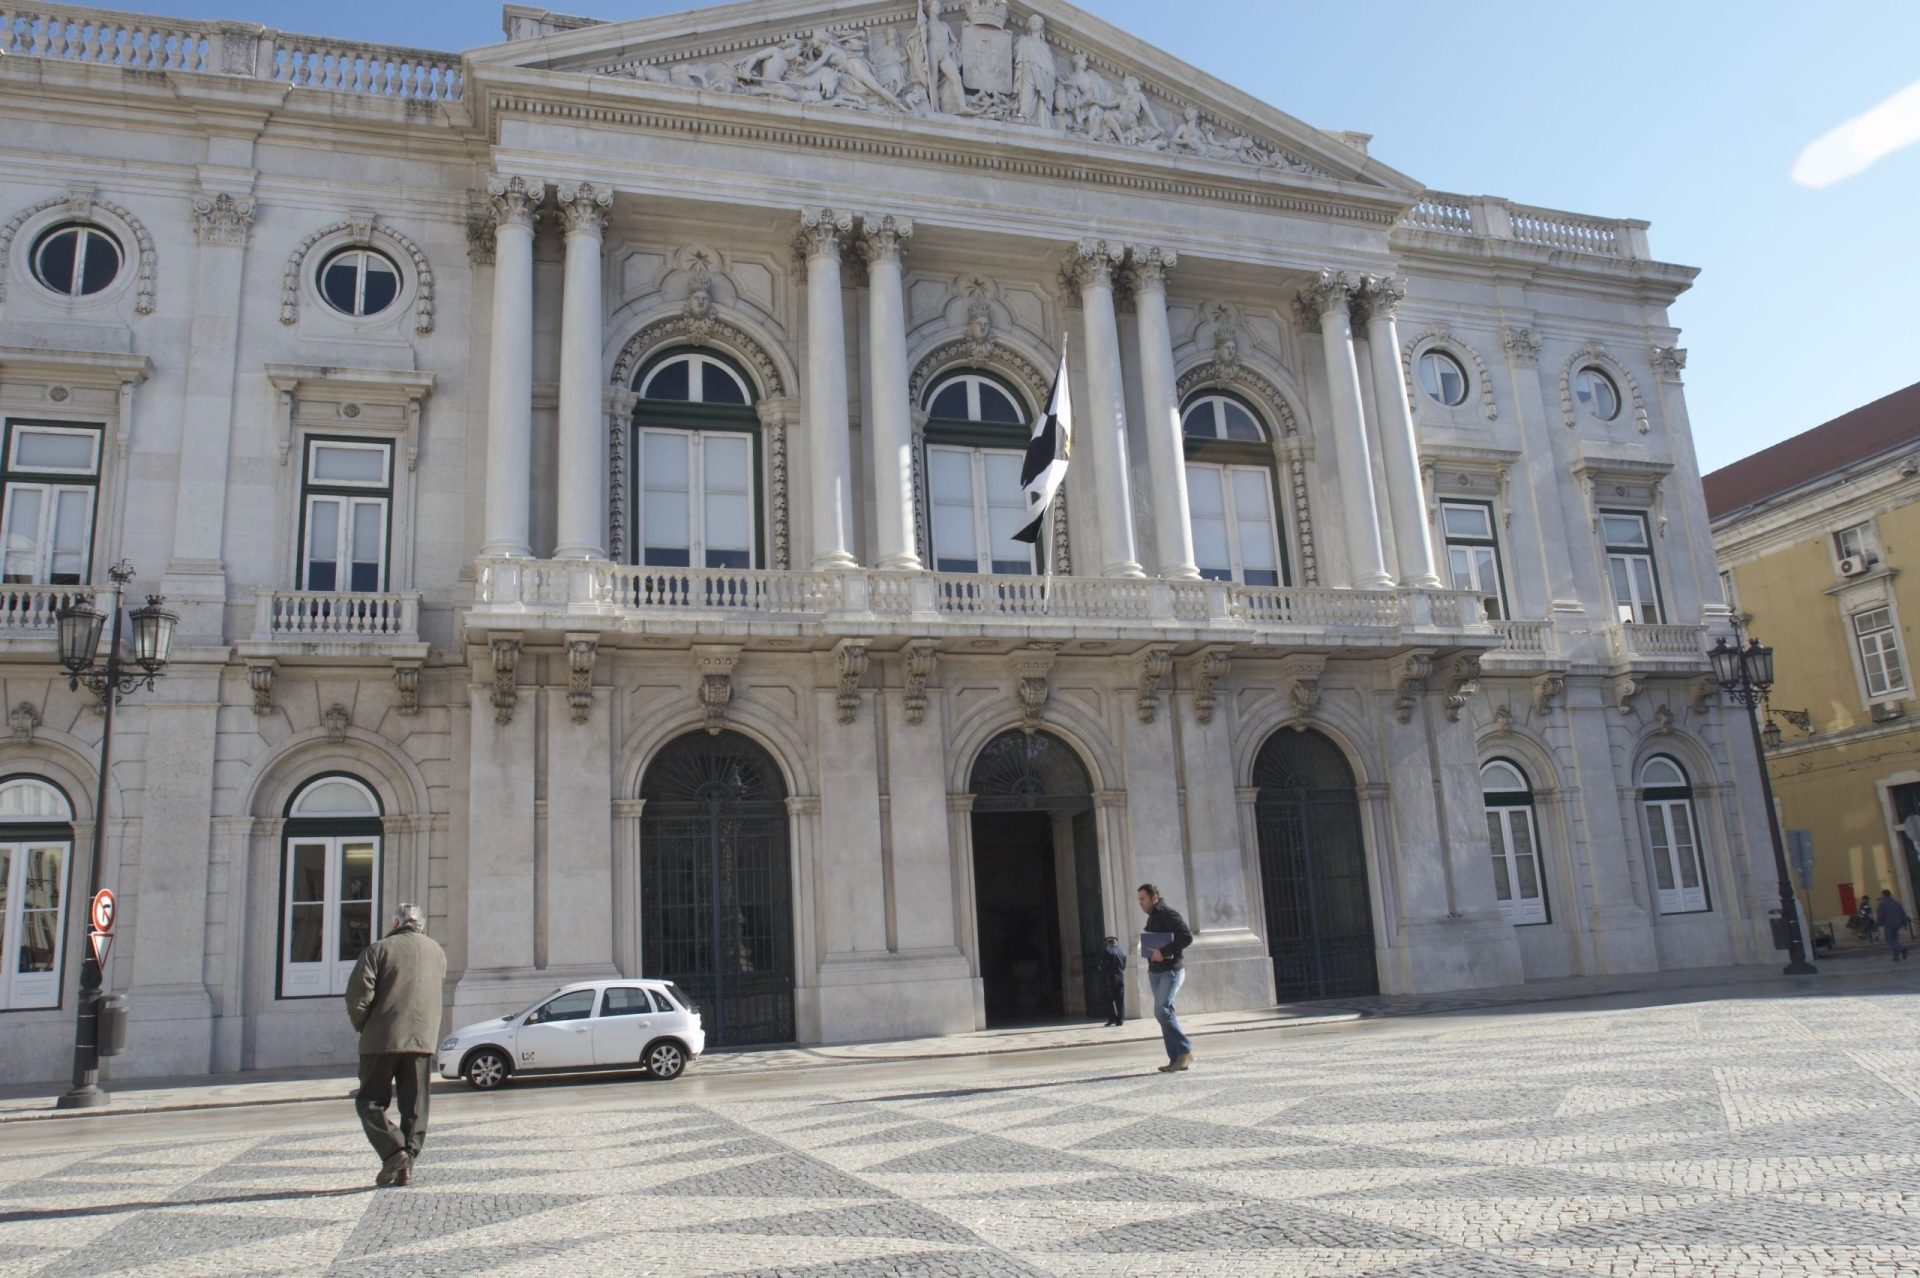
left=1012, top=348, right=1073, bottom=546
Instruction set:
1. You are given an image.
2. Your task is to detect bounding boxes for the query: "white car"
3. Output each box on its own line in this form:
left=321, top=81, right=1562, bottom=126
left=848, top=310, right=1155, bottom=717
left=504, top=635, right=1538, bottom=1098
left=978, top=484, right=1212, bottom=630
left=438, top=979, right=705, bottom=1090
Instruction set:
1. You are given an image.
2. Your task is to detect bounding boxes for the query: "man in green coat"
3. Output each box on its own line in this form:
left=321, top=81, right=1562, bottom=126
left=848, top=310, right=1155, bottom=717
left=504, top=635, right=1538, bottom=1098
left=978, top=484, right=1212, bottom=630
left=345, top=902, right=448, bottom=1187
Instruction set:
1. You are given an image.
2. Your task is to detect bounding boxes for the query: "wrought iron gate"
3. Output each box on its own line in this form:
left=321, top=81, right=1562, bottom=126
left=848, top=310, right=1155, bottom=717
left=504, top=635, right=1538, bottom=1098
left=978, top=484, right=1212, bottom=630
left=640, top=732, right=794, bottom=1047
left=1253, top=729, right=1378, bottom=1002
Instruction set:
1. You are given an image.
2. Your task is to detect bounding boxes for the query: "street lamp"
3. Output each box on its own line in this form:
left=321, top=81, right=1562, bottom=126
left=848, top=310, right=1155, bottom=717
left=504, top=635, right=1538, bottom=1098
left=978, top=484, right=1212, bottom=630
left=53, top=561, right=175, bottom=1108
left=1708, top=630, right=1817, bottom=976
left=1761, top=719, right=1783, bottom=751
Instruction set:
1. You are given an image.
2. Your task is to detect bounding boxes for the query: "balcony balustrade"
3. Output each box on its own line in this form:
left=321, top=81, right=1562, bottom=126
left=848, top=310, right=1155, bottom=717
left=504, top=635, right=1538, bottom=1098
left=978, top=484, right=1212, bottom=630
left=0, top=583, right=100, bottom=633
left=1609, top=621, right=1711, bottom=668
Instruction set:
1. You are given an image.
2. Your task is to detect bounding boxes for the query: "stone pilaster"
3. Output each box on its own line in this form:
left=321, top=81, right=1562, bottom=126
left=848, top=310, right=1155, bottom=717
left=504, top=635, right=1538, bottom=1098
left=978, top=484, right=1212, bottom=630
left=1127, top=245, right=1199, bottom=579
left=481, top=175, right=546, bottom=558
left=554, top=181, right=611, bottom=560
left=1064, top=238, right=1144, bottom=577
left=1298, top=270, right=1391, bottom=589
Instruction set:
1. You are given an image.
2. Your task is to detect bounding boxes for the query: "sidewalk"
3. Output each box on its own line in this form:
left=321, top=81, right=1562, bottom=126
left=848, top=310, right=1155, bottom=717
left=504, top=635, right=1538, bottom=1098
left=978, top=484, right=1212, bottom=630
left=4, top=957, right=1911, bottom=1124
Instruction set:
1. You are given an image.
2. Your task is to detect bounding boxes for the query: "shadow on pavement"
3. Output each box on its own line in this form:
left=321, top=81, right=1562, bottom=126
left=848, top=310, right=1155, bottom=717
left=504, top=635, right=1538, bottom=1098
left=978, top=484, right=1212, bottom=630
left=0, top=1185, right=370, bottom=1224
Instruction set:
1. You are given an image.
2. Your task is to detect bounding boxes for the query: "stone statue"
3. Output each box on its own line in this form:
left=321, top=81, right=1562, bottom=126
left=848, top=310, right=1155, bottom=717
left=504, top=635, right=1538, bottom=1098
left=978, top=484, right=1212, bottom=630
left=1062, top=52, right=1119, bottom=138
left=1012, top=15, right=1056, bottom=128
left=1112, top=74, right=1163, bottom=147
left=912, top=0, right=968, bottom=115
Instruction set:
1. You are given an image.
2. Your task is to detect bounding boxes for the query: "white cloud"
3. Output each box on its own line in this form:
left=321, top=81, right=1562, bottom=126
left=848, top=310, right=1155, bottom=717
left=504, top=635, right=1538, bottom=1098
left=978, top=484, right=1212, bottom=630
left=1792, top=80, right=1920, bottom=188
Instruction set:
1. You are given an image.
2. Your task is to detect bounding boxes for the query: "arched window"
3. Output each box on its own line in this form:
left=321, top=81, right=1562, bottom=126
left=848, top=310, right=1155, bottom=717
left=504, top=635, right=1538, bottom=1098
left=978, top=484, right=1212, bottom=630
left=632, top=350, right=760, bottom=570
left=922, top=370, right=1035, bottom=575
left=1180, top=392, right=1286, bottom=587
left=0, top=776, right=73, bottom=1011
left=1481, top=759, right=1547, bottom=925
left=280, top=775, right=382, bottom=999
left=1639, top=755, right=1709, bottom=914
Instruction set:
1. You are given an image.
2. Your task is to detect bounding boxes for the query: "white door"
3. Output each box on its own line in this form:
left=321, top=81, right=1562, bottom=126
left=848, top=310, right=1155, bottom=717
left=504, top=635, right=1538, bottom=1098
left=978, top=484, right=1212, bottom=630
left=515, top=989, right=599, bottom=1071
left=590, top=985, right=657, bottom=1066
left=2, top=840, right=69, bottom=1009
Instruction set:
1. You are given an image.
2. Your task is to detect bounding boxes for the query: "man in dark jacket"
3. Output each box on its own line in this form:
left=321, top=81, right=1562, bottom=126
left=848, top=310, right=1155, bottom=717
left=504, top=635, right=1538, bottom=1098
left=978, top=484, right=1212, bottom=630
left=1098, top=936, right=1127, bottom=1026
left=345, top=903, right=448, bottom=1187
left=1877, top=890, right=1910, bottom=961
left=1136, top=883, right=1194, bottom=1072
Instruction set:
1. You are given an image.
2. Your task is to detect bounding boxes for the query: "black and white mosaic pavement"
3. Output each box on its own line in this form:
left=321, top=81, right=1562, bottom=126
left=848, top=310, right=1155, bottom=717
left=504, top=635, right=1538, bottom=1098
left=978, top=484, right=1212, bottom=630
left=5, top=986, right=1920, bottom=1276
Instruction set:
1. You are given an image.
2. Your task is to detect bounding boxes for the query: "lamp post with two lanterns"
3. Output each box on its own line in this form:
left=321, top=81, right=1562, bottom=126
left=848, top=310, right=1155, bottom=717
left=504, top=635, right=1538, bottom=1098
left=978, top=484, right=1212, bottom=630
left=53, top=560, right=175, bottom=1109
left=1708, top=627, right=1818, bottom=977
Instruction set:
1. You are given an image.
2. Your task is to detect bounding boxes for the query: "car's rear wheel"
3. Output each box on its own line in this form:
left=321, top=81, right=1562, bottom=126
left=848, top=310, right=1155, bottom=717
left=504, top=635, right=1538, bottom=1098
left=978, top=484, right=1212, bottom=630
left=644, top=1039, right=687, bottom=1080
left=463, top=1047, right=511, bottom=1090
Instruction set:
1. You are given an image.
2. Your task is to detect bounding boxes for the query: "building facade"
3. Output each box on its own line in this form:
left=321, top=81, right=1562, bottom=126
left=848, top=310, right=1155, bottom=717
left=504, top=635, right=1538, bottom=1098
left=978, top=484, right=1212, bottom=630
left=1708, top=382, right=1920, bottom=939
left=0, top=0, right=1776, bottom=1084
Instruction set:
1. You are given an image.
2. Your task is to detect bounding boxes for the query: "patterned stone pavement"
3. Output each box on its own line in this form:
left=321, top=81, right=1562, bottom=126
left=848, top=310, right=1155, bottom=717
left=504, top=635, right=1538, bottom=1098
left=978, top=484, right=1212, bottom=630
left=5, top=981, right=1920, bottom=1276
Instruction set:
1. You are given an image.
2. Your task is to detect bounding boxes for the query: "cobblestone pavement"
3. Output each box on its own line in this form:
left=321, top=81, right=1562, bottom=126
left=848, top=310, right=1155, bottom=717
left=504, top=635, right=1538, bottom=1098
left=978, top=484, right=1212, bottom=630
left=5, top=980, right=1920, bottom=1276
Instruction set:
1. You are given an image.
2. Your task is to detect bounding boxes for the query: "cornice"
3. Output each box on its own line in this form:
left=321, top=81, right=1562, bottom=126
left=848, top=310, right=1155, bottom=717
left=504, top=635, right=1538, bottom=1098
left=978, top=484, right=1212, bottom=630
left=1713, top=468, right=1920, bottom=563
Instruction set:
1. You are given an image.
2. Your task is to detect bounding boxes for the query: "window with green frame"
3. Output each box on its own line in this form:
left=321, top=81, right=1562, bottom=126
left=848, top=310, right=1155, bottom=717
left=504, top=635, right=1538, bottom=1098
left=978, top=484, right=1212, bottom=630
left=921, top=370, right=1035, bottom=575
left=631, top=350, right=764, bottom=570
left=1179, top=392, right=1287, bottom=587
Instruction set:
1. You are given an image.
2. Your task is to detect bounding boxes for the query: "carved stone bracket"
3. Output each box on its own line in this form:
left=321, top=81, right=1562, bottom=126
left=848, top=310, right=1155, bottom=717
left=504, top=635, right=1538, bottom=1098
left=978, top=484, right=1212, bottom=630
left=489, top=635, right=522, bottom=726
left=1531, top=673, right=1565, bottom=715
left=1277, top=653, right=1327, bottom=722
left=192, top=191, right=256, bottom=247
left=1188, top=648, right=1232, bottom=726
left=1439, top=653, right=1482, bottom=723
left=1688, top=674, right=1716, bottom=717
left=1610, top=673, right=1641, bottom=716
left=697, top=647, right=739, bottom=734
left=392, top=660, right=421, bottom=716
left=903, top=641, right=939, bottom=726
left=322, top=703, right=350, bottom=744
left=248, top=660, right=276, bottom=716
left=1134, top=644, right=1175, bottom=724
left=834, top=639, right=871, bottom=725
left=1011, top=645, right=1059, bottom=733
left=1388, top=650, right=1434, bottom=724
left=8, top=701, right=37, bottom=745
left=567, top=633, right=598, bottom=724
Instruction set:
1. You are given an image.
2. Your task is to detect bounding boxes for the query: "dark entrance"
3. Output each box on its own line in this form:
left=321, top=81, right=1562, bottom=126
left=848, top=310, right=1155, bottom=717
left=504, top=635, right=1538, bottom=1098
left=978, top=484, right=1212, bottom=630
left=1253, top=728, right=1378, bottom=1001
left=1888, top=783, right=1920, bottom=913
left=968, top=730, right=1105, bottom=1026
left=639, top=731, right=794, bottom=1047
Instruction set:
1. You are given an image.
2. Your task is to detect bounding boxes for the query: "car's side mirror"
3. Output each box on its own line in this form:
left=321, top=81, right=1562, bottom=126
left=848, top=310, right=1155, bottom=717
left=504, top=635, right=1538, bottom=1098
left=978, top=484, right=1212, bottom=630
left=525, top=1010, right=542, bottom=1025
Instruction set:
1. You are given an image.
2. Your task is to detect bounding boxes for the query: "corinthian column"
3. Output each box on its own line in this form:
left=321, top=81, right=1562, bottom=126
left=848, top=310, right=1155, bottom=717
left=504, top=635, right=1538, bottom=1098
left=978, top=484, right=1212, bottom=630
left=860, top=214, right=922, bottom=571
left=1127, top=245, right=1199, bottom=579
left=482, top=175, right=546, bottom=558
left=1355, top=274, right=1441, bottom=588
left=1298, top=270, right=1391, bottom=589
left=799, top=208, right=858, bottom=570
left=555, top=181, right=612, bottom=560
left=1066, top=238, right=1144, bottom=578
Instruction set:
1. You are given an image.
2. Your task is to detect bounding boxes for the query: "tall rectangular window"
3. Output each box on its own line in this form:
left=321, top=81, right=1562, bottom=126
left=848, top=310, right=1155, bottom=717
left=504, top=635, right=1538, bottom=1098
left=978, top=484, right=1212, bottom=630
left=1834, top=523, right=1871, bottom=563
left=927, top=445, right=1033, bottom=575
left=637, top=428, right=758, bottom=570
left=280, top=834, right=379, bottom=998
left=0, top=422, right=102, bottom=586
left=1186, top=462, right=1282, bottom=586
left=1855, top=606, right=1908, bottom=699
left=1441, top=500, right=1507, bottom=620
left=0, top=840, right=69, bottom=1010
left=1601, top=511, right=1663, bottom=624
left=300, top=439, right=391, bottom=592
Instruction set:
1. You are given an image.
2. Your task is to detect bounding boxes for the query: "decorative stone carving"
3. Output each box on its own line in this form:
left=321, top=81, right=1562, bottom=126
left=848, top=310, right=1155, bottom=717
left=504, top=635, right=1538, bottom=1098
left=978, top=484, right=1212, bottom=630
left=1175, top=358, right=1314, bottom=584
left=1652, top=703, right=1674, bottom=733
left=1350, top=273, right=1405, bottom=325
left=1652, top=345, right=1688, bottom=381
left=606, top=386, right=638, bottom=560
left=1439, top=653, right=1482, bottom=722
left=610, top=313, right=787, bottom=398
left=1688, top=674, right=1716, bottom=717
left=248, top=661, right=276, bottom=715
left=1278, top=654, right=1327, bottom=721
left=961, top=283, right=994, bottom=358
left=1388, top=651, right=1434, bottom=724
left=8, top=701, right=37, bottom=746
left=0, top=190, right=156, bottom=312
left=322, top=703, right=351, bottom=744
left=907, top=336, right=1050, bottom=413
left=697, top=649, right=738, bottom=734
left=835, top=639, right=871, bottom=725
left=1559, top=342, right=1651, bottom=434
left=903, top=641, right=939, bottom=726
left=1297, top=269, right=1355, bottom=323
left=1491, top=703, right=1514, bottom=735
left=486, top=174, right=545, bottom=230
left=1501, top=326, right=1541, bottom=365
left=279, top=212, right=436, bottom=333
left=489, top=635, right=521, bottom=725
left=1011, top=645, right=1058, bottom=733
left=556, top=180, right=612, bottom=236
left=756, top=397, right=796, bottom=570
left=1401, top=326, right=1498, bottom=421
left=794, top=206, right=853, bottom=276
left=392, top=661, right=421, bottom=716
left=465, top=212, right=495, bottom=266
left=1610, top=673, right=1640, bottom=716
left=1134, top=644, right=1175, bottom=724
left=191, top=191, right=256, bottom=247
left=1531, top=673, right=1564, bottom=715
left=1187, top=649, right=1232, bottom=725
left=1124, top=244, right=1176, bottom=292
left=567, top=634, right=598, bottom=724
left=1062, top=237, right=1125, bottom=294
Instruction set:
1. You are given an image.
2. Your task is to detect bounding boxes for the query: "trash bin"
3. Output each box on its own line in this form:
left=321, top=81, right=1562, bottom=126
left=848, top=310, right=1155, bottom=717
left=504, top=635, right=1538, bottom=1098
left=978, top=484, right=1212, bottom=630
left=1768, top=914, right=1796, bottom=952
left=96, top=994, right=128, bottom=1058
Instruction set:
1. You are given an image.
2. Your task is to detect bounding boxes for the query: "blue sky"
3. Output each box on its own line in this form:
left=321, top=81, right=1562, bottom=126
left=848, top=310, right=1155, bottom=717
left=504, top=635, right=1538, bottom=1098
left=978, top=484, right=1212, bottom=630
left=103, top=0, right=1920, bottom=473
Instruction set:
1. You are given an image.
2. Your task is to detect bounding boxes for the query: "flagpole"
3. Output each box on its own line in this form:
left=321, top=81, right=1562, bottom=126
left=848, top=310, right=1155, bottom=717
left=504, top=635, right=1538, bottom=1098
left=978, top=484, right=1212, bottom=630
left=1043, top=498, right=1055, bottom=613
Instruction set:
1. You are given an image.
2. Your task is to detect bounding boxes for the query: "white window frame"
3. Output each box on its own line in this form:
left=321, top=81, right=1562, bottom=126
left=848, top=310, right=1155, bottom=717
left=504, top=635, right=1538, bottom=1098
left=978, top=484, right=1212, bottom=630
left=1834, top=522, right=1875, bottom=567
left=0, top=778, right=74, bottom=1012
left=299, top=438, right=393, bottom=594
left=1640, top=757, right=1709, bottom=914
left=0, top=423, right=102, bottom=587
left=1186, top=460, right=1283, bottom=587
left=1854, top=605, right=1909, bottom=700
left=1480, top=760, right=1547, bottom=926
left=279, top=777, right=382, bottom=1000
left=1441, top=499, right=1508, bottom=621
left=1601, top=510, right=1664, bottom=624
left=635, top=427, right=758, bottom=571
left=927, top=443, right=1034, bottom=575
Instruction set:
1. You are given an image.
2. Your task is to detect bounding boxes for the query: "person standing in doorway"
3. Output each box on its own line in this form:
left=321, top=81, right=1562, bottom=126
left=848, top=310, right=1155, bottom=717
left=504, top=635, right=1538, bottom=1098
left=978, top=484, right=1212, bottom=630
left=1098, top=935, right=1127, bottom=1027
left=345, top=902, right=448, bottom=1187
left=1877, top=890, right=1910, bottom=961
left=1137, top=884, right=1194, bottom=1072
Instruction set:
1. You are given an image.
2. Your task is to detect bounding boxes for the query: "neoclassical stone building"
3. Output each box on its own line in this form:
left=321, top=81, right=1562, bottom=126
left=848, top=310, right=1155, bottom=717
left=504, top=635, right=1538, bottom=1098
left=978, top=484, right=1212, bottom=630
left=0, top=0, right=1774, bottom=1082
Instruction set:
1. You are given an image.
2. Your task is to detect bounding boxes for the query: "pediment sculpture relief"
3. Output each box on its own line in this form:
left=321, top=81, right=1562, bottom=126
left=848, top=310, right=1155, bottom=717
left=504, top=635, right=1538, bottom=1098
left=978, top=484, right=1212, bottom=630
left=618, top=1, right=1327, bottom=176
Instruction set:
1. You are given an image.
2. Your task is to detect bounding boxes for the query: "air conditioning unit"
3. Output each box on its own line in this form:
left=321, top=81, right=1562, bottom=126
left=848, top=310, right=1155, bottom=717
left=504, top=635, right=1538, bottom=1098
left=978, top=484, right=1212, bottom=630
left=1839, top=554, right=1875, bottom=578
left=1872, top=699, right=1905, bottom=723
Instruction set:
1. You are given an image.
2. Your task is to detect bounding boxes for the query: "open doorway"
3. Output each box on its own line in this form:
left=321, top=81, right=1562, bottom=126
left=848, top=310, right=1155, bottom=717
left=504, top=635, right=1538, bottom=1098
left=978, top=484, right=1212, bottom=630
left=968, top=730, right=1105, bottom=1027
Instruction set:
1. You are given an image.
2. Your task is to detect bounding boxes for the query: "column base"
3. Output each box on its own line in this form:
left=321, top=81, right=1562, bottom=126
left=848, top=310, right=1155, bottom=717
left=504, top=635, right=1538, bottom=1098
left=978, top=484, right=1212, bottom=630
left=813, top=553, right=860, bottom=571
left=1102, top=562, right=1147, bottom=579
left=876, top=555, right=924, bottom=572
left=552, top=546, right=607, bottom=561
left=479, top=543, right=534, bottom=559
left=1357, top=572, right=1396, bottom=590
left=1160, top=565, right=1203, bottom=580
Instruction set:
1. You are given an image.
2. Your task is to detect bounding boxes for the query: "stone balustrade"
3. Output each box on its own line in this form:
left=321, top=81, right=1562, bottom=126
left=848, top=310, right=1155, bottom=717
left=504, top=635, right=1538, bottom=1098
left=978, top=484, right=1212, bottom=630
left=1609, top=621, right=1711, bottom=667
left=1398, top=190, right=1651, bottom=260
left=1487, top=618, right=1554, bottom=654
left=251, top=589, right=420, bottom=642
left=0, top=583, right=100, bottom=632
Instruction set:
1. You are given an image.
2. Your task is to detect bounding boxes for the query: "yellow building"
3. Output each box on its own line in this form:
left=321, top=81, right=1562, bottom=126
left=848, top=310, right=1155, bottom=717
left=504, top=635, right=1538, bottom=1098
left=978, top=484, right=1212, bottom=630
left=1708, top=381, right=1920, bottom=940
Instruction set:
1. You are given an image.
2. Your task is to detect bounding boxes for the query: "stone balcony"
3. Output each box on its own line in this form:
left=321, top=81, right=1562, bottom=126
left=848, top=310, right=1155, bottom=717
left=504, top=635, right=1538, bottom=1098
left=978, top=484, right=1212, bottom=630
left=1607, top=621, right=1713, bottom=673
left=234, top=589, right=427, bottom=663
left=0, top=584, right=101, bottom=655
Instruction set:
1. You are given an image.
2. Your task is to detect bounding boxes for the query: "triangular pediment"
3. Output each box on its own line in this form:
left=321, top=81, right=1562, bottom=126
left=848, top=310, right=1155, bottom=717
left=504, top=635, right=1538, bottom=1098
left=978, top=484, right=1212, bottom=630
left=478, top=0, right=1421, bottom=193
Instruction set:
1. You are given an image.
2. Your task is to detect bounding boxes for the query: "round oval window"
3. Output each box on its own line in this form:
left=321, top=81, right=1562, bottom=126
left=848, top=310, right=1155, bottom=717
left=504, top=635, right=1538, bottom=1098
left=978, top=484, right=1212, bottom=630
left=318, top=247, right=401, bottom=317
left=1417, top=350, right=1468, bottom=407
left=32, top=224, right=123, bottom=298
left=1574, top=367, right=1620, bottom=421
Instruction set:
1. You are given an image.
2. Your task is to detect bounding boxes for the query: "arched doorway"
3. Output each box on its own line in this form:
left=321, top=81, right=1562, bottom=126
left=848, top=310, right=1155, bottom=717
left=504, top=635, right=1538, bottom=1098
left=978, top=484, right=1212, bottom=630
left=968, top=730, right=1104, bottom=1026
left=1253, top=728, right=1378, bottom=1001
left=639, top=731, right=794, bottom=1047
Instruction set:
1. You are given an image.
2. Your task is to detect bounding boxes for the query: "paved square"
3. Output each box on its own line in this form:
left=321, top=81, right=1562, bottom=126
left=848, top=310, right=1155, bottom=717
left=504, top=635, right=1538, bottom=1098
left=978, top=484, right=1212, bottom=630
left=5, top=980, right=1920, bottom=1276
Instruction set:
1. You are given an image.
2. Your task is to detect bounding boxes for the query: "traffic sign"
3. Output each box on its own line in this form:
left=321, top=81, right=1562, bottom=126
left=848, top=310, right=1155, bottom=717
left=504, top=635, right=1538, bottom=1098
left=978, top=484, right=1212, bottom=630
left=89, top=888, right=116, bottom=934
left=88, top=930, right=113, bottom=969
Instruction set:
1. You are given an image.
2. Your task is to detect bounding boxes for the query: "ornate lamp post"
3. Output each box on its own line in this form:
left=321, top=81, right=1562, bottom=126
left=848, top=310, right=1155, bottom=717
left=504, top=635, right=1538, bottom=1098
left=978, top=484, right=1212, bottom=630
left=53, top=561, right=175, bottom=1108
left=1708, top=629, right=1817, bottom=976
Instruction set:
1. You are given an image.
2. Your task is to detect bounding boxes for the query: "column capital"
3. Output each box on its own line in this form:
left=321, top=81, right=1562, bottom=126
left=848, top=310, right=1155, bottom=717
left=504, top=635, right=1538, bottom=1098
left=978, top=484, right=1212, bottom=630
left=1352, top=273, right=1407, bottom=325
left=798, top=206, right=854, bottom=258
left=555, top=180, right=612, bottom=237
left=1064, top=237, right=1126, bottom=292
left=1125, top=245, right=1178, bottom=291
left=1296, top=268, right=1356, bottom=319
left=858, top=213, right=913, bottom=264
left=486, top=175, right=547, bottom=230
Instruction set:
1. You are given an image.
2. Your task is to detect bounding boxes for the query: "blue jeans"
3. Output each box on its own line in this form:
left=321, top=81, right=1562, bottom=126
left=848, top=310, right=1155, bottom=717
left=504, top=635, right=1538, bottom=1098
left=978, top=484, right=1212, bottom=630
left=1148, top=969, right=1192, bottom=1060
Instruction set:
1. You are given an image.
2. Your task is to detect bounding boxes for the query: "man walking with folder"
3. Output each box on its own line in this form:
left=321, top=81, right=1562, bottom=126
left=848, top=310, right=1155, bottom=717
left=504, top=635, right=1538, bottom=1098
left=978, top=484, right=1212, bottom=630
left=1137, top=883, right=1194, bottom=1072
